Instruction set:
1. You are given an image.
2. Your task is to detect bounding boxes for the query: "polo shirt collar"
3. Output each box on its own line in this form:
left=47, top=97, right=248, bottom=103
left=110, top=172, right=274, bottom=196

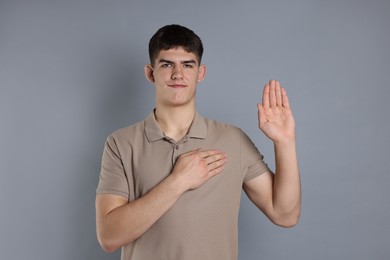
left=188, top=111, right=207, bottom=139
left=144, top=110, right=207, bottom=142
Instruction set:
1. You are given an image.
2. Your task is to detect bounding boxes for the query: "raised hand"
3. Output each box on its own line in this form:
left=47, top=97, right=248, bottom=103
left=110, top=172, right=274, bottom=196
left=257, top=80, right=295, bottom=143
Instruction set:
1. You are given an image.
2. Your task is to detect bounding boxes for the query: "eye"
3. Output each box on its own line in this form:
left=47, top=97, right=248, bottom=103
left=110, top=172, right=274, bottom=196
left=161, top=63, right=172, bottom=68
left=183, top=63, right=194, bottom=68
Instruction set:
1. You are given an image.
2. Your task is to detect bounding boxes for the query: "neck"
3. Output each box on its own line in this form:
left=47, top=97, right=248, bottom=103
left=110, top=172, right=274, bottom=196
left=154, top=104, right=196, bottom=142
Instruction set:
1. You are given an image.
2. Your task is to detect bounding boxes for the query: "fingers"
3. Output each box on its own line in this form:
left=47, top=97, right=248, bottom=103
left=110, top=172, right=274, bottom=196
left=262, top=84, right=270, bottom=108
left=281, top=87, right=291, bottom=110
left=262, top=80, right=286, bottom=108
left=275, top=81, right=282, bottom=106
left=175, top=149, right=227, bottom=190
left=202, top=151, right=227, bottom=169
left=207, top=163, right=225, bottom=178
left=269, top=80, right=277, bottom=107
left=205, top=152, right=227, bottom=171
left=198, top=149, right=224, bottom=159
left=193, top=149, right=227, bottom=174
left=181, top=149, right=225, bottom=162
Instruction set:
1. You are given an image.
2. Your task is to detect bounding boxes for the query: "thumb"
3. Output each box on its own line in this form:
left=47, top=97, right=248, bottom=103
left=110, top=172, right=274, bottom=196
left=257, top=104, right=267, bottom=127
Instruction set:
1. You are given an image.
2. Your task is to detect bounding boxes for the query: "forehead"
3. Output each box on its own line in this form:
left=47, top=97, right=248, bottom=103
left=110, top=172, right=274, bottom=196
left=155, top=47, right=199, bottom=64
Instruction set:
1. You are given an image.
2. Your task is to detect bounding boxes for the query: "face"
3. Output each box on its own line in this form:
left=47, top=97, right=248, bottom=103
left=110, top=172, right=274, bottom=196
left=145, top=47, right=206, bottom=108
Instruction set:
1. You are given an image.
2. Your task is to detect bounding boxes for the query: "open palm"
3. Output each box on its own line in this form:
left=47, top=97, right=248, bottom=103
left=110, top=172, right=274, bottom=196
left=257, top=80, right=295, bottom=143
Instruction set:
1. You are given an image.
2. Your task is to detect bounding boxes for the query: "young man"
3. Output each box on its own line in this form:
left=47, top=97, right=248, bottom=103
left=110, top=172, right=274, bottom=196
left=96, top=24, right=301, bottom=260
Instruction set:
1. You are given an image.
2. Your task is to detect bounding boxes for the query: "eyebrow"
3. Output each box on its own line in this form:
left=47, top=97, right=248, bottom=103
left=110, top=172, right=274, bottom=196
left=158, top=59, right=197, bottom=65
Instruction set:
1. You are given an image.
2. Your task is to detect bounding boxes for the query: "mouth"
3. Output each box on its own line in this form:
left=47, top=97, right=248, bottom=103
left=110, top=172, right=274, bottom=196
left=168, top=84, right=187, bottom=88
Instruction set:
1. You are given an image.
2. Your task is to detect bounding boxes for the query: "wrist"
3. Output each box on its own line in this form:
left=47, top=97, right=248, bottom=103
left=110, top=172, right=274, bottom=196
left=165, top=172, right=188, bottom=196
left=273, top=138, right=296, bottom=148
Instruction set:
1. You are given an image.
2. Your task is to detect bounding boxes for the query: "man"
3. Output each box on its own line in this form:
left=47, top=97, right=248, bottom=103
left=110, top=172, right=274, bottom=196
left=96, top=24, right=301, bottom=260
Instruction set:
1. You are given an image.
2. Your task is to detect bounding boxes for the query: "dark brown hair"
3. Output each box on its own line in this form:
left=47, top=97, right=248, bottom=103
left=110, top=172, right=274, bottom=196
left=148, top=24, right=204, bottom=65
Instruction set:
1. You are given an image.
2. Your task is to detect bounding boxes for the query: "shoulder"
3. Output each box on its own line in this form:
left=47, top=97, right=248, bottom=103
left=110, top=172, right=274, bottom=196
left=203, top=117, right=243, bottom=137
left=202, top=116, right=258, bottom=149
left=107, top=119, right=145, bottom=143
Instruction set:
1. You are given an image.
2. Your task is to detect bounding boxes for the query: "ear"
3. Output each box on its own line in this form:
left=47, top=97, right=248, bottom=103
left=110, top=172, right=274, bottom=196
left=197, top=64, right=206, bottom=82
left=144, top=64, right=155, bottom=83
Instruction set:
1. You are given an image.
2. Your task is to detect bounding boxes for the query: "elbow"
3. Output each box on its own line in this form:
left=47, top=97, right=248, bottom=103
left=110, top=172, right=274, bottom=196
left=275, top=214, right=300, bottom=228
left=101, top=244, right=118, bottom=254
left=98, top=236, right=119, bottom=253
left=97, top=231, right=122, bottom=253
left=270, top=208, right=301, bottom=228
left=97, top=228, right=141, bottom=253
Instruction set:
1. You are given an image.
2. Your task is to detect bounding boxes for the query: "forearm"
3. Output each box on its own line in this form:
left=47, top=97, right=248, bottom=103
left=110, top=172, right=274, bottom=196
left=272, top=140, right=301, bottom=223
left=97, top=174, right=186, bottom=252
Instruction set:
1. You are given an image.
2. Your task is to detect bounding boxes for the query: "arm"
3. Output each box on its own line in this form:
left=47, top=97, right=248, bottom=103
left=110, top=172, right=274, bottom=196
left=243, top=80, right=301, bottom=227
left=96, top=149, right=227, bottom=252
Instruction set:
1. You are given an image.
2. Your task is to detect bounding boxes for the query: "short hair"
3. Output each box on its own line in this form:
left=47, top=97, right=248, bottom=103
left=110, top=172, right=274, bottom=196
left=148, top=24, right=204, bottom=65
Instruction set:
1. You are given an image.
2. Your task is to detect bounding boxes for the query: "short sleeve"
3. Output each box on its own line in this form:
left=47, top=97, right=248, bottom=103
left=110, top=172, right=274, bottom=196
left=96, top=134, right=129, bottom=198
left=240, top=129, right=271, bottom=182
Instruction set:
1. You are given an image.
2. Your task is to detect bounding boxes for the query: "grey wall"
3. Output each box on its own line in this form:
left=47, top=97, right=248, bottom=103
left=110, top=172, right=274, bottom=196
left=1, top=1, right=389, bottom=259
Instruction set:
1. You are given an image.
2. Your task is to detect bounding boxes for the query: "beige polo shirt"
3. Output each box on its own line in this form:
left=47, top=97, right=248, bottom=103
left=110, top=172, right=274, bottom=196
left=97, top=111, right=270, bottom=260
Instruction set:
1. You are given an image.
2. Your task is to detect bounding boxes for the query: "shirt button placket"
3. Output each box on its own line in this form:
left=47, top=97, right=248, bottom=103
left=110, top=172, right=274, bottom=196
left=172, top=144, right=180, bottom=165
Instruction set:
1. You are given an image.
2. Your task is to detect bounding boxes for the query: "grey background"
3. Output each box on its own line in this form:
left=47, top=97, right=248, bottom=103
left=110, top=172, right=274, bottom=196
left=1, top=1, right=389, bottom=259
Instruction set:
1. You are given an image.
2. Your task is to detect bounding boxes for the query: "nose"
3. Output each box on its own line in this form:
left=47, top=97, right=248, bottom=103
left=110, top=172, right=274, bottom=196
left=171, top=65, right=183, bottom=80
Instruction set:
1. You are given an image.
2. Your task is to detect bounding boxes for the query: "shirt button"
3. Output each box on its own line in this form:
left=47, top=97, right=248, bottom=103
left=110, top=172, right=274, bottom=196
left=175, top=145, right=179, bottom=150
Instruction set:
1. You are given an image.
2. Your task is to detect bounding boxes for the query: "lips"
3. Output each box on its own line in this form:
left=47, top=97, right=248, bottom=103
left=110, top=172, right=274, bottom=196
left=168, top=84, right=187, bottom=88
